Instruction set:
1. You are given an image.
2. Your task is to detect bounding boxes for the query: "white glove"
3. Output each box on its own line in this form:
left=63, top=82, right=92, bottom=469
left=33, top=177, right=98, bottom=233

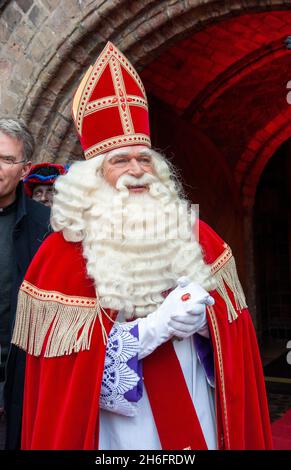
left=170, top=276, right=214, bottom=339
left=138, top=277, right=214, bottom=360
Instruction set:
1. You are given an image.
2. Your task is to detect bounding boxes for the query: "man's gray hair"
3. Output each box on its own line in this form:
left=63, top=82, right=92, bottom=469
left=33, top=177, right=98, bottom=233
left=0, top=118, right=35, bottom=161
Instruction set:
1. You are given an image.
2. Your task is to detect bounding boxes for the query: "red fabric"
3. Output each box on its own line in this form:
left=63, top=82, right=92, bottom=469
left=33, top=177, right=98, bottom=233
left=21, top=233, right=115, bottom=449
left=22, top=325, right=110, bottom=449
left=198, top=220, right=273, bottom=449
left=130, top=106, right=150, bottom=135
left=143, top=341, right=207, bottom=450
left=20, top=223, right=273, bottom=450
left=272, top=410, right=291, bottom=450
left=72, top=42, right=151, bottom=159
left=81, top=107, right=124, bottom=151
left=141, top=220, right=272, bottom=450
left=90, top=64, right=116, bottom=100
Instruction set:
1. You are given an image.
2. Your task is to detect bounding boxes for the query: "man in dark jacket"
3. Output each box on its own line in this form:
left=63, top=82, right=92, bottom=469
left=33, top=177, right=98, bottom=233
left=0, top=118, right=51, bottom=449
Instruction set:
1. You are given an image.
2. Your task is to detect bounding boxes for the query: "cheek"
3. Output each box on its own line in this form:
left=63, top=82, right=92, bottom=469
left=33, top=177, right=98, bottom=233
left=146, top=166, right=155, bottom=176
left=7, top=169, right=21, bottom=186
left=0, top=169, right=20, bottom=195
left=105, top=168, right=122, bottom=187
left=16, top=166, right=25, bottom=180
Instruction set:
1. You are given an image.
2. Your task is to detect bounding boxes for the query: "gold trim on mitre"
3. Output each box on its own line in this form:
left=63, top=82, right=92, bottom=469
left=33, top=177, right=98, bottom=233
left=84, top=134, right=151, bottom=159
left=72, top=41, right=151, bottom=159
left=12, top=281, right=110, bottom=357
left=72, top=65, right=93, bottom=122
left=211, top=244, right=247, bottom=323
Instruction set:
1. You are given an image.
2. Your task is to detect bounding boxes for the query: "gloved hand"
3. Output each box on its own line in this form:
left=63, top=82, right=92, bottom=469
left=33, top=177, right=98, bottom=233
left=170, top=276, right=214, bottom=339
left=138, top=277, right=214, bottom=359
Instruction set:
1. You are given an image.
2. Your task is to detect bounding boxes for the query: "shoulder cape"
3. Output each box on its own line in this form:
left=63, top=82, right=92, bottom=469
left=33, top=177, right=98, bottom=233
left=13, top=232, right=115, bottom=449
left=12, top=224, right=272, bottom=449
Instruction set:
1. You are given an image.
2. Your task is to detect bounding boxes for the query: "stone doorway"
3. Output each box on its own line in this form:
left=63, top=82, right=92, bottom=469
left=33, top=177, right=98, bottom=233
left=254, top=139, right=291, bottom=432
left=254, top=139, right=291, bottom=373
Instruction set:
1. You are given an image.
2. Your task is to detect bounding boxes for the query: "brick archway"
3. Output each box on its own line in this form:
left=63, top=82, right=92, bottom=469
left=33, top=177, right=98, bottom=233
left=1, top=0, right=290, bottom=162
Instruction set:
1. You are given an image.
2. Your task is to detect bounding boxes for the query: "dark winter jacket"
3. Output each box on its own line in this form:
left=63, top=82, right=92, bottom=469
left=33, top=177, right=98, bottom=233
left=3, top=182, right=51, bottom=449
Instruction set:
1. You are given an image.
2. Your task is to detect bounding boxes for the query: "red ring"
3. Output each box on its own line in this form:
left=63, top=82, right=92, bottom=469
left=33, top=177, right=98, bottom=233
left=181, top=293, right=191, bottom=302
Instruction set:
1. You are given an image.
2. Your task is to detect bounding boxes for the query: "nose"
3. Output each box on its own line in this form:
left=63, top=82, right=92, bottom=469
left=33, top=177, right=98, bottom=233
left=127, top=158, right=144, bottom=177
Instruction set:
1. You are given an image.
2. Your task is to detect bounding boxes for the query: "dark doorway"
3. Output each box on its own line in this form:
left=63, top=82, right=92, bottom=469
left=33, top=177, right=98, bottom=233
left=254, top=139, right=291, bottom=351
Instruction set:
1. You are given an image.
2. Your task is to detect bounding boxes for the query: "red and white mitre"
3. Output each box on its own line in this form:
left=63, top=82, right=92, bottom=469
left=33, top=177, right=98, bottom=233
left=72, top=41, right=151, bottom=159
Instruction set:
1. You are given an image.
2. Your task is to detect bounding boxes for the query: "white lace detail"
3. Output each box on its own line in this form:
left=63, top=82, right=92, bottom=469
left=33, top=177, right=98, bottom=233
left=100, top=321, right=141, bottom=417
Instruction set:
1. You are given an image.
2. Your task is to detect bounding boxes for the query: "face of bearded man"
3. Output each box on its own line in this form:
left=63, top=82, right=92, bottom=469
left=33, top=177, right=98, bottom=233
left=51, top=146, right=215, bottom=319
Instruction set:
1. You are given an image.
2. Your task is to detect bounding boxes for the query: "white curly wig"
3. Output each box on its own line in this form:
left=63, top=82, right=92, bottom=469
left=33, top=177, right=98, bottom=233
left=51, top=148, right=215, bottom=318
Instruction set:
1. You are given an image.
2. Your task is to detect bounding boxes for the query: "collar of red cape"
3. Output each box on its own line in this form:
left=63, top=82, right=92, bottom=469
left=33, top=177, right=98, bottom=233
left=12, top=221, right=247, bottom=358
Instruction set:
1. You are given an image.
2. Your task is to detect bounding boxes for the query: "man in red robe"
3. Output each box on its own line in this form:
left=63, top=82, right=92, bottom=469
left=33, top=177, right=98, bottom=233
left=12, top=42, right=272, bottom=450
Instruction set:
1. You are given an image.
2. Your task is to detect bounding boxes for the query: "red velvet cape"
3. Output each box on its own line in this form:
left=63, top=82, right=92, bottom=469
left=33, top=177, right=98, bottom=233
left=198, top=221, right=272, bottom=449
left=12, top=221, right=272, bottom=449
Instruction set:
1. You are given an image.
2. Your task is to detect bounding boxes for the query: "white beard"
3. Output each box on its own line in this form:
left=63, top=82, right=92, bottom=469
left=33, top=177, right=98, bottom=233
left=82, top=175, right=215, bottom=319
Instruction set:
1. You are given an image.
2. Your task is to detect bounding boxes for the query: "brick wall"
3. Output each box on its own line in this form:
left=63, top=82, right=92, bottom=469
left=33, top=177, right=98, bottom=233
left=0, top=0, right=290, bottom=164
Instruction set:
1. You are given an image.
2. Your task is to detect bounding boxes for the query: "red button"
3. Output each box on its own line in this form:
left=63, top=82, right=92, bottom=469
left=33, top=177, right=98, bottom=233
left=181, top=293, right=191, bottom=301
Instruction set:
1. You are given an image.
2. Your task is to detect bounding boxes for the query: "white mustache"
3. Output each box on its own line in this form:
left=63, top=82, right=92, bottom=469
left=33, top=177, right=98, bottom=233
left=116, top=173, right=158, bottom=190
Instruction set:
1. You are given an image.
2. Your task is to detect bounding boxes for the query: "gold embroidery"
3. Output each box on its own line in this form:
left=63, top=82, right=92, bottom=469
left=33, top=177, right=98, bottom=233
left=76, top=45, right=112, bottom=133
left=211, top=243, right=232, bottom=275
left=210, top=246, right=247, bottom=322
left=110, top=57, right=134, bottom=135
left=75, top=42, right=149, bottom=147
left=12, top=281, right=111, bottom=357
left=84, top=95, right=119, bottom=116
left=20, top=280, right=97, bottom=307
left=207, top=306, right=230, bottom=449
left=85, top=134, right=151, bottom=160
left=83, top=95, right=147, bottom=118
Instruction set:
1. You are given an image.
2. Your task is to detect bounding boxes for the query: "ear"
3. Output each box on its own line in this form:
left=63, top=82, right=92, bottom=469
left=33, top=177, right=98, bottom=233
left=20, top=160, right=32, bottom=180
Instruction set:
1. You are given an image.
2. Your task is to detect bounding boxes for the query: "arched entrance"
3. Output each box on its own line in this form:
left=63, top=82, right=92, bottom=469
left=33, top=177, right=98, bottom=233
left=254, top=141, right=291, bottom=426
left=254, top=139, right=291, bottom=346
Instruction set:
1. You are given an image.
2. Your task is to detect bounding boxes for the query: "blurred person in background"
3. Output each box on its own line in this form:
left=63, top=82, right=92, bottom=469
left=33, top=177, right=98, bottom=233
left=0, top=118, right=51, bottom=449
left=24, top=163, right=66, bottom=208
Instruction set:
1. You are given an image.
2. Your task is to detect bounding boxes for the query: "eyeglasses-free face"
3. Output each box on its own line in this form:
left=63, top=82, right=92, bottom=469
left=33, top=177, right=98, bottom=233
left=31, top=184, right=54, bottom=207
left=102, top=145, right=155, bottom=193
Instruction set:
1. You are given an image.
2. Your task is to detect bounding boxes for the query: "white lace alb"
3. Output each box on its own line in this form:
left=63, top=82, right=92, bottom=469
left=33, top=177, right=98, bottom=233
left=100, top=321, right=141, bottom=417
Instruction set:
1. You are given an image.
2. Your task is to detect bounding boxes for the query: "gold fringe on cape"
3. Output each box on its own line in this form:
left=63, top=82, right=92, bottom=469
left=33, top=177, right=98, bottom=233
left=12, top=282, right=108, bottom=357
left=13, top=244, right=247, bottom=357
left=211, top=245, right=247, bottom=323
